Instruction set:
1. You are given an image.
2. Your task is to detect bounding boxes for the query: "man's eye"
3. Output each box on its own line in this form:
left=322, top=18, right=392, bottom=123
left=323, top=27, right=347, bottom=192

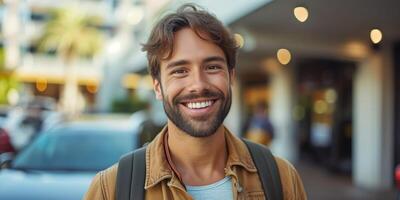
left=207, top=65, right=222, bottom=70
left=171, top=69, right=187, bottom=75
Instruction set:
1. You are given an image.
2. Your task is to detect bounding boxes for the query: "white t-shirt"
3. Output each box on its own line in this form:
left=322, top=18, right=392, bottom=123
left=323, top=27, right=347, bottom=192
left=186, top=176, right=233, bottom=200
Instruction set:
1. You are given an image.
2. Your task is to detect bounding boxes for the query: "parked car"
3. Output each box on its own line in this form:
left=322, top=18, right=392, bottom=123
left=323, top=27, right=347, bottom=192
left=0, top=108, right=15, bottom=154
left=0, top=127, right=15, bottom=154
left=1, top=97, right=65, bottom=152
left=0, top=118, right=140, bottom=200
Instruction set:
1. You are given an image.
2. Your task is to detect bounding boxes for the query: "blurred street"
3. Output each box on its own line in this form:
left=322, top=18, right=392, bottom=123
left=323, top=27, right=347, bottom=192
left=297, top=161, right=397, bottom=200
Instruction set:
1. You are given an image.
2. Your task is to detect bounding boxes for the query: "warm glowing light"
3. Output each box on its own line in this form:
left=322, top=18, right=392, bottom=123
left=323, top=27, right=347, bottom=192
left=314, top=100, right=328, bottom=114
left=294, top=6, right=309, bottom=22
left=122, top=73, right=141, bottom=89
left=234, top=33, right=244, bottom=48
left=277, top=48, right=291, bottom=65
left=36, top=78, right=47, bottom=92
left=86, top=84, right=98, bottom=94
left=370, top=29, right=383, bottom=44
left=325, top=89, right=337, bottom=103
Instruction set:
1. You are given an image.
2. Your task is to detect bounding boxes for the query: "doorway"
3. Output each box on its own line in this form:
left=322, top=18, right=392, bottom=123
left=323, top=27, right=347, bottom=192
left=295, top=58, right=355, bottom=174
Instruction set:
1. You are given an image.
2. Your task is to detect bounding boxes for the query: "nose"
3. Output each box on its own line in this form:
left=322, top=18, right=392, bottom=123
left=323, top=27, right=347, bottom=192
left=187, top=69, right=210, bottom=93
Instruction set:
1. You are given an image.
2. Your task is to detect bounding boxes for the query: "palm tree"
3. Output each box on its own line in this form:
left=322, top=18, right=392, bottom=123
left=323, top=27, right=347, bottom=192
left=39, top=8, right=103, bottom=115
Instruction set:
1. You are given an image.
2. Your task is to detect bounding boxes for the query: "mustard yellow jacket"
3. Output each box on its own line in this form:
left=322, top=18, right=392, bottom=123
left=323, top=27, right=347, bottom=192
left=84, top=127, right=307, bottom=200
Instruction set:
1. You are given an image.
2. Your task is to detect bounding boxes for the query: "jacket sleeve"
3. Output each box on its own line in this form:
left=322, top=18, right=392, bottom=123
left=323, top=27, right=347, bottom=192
left=275, top=157, right=307, bottom=200
left=289, top=164, right=307, bottom=200
left=83, top=164, right=118, bottom=200
left=83, top=171, right=106, bottom=200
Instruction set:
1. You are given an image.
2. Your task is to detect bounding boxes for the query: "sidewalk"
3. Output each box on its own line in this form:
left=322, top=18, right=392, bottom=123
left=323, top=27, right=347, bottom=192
left=295, top=161, right=396, bottom=200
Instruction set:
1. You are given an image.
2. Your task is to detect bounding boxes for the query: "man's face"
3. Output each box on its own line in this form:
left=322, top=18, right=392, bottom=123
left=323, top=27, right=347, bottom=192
left=153, top=28, right=234, bottom=137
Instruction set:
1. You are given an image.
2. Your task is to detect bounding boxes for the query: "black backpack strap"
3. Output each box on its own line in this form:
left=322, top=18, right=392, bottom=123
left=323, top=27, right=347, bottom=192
left=243, top=139, right=283, bottom=200
left=116, top=146, right=147, bottom=200
left=116, top=152, right=133, bottom=200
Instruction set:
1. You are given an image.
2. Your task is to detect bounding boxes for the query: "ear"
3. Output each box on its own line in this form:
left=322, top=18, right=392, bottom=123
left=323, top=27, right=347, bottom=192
left=153, top=78, right=163, bottom=100
left=229, top=69, right=236, bottom=86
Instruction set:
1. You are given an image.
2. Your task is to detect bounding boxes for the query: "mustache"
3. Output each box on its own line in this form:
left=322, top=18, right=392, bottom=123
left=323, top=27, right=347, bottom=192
left=173, top=90, right=223, bottom=105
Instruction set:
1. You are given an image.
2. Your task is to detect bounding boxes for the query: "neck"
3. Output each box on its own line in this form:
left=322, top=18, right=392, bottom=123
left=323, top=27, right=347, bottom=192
left=167, top=121, right=228, bottom=186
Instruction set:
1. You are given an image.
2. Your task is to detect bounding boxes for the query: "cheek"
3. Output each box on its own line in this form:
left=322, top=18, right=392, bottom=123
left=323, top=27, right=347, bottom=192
left=163, top=80, right=186, bottom=101
left=210, top=75, right=231, bottom=94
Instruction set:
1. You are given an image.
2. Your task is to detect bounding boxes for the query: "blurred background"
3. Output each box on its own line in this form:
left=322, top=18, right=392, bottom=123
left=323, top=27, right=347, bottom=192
left=0, top=0, right=399, bottom=199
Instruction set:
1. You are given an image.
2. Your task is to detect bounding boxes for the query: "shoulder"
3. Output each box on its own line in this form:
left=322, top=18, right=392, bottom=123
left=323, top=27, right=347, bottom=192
left=83, top=164, right=118, bottom=200
left=274, top=157, right=297, bottom=177
left=274, top=157, right=307, bottom=200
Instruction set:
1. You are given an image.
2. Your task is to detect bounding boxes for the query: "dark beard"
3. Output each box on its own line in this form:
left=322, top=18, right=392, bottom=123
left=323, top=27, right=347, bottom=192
left=161, top=86, right=231, bottom=137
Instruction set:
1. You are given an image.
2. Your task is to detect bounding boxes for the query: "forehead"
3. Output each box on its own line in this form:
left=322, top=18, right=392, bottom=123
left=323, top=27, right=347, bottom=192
left=161, top=28, right=226, bottom=67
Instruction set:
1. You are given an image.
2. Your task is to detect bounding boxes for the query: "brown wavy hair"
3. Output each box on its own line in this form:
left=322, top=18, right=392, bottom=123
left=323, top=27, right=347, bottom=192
left=142, top=3, right=238, bottom=80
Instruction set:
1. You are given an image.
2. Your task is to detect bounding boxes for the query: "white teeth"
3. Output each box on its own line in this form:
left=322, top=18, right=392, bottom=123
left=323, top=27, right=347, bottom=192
left=187, top=101, right=213, bottom=109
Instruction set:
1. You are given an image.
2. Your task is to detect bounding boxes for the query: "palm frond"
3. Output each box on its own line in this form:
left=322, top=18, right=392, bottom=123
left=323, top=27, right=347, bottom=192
left=38, top=8, right=104, bottom=61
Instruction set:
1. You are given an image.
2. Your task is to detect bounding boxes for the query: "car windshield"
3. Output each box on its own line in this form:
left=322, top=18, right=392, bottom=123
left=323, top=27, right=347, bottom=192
left=12, top=127, right=136, bottom=172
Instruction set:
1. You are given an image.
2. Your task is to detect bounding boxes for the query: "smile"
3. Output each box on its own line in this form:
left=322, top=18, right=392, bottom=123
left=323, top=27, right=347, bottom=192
left=184, top=100, right=215, bottom=109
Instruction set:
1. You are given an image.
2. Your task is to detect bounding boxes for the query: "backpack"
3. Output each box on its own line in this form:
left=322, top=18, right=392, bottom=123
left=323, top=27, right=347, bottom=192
left=115, top=139, right=283, bottom=200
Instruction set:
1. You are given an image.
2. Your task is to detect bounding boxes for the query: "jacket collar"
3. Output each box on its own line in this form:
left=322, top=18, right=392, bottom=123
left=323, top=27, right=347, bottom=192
left=144, top=125, right=257, bottom=189
left=224, top=128, right=257, bottom=172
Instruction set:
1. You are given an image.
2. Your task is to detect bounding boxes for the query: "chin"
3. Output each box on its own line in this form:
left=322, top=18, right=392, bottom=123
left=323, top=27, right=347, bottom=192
left=182, top=121, right=222, bottom=138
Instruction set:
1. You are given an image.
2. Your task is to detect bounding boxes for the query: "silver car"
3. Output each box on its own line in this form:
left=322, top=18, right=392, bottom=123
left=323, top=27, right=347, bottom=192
left=0, top=118, right=140, bottom=200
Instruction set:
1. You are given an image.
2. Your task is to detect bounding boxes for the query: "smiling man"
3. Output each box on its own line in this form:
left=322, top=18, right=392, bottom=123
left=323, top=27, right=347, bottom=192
left=84, top=4, right=306, bottom=200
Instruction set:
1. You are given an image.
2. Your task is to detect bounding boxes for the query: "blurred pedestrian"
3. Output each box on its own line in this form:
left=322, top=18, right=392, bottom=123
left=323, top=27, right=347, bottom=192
left=245, top=101, right=274, bottom=146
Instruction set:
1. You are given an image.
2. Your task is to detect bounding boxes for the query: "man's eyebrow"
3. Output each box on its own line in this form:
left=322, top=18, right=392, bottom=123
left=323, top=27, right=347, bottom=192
left=166, top=60, right=190, bottom=70
left=166, top=56, right=226, bottom=69
left=203, top=56, right=226, bottom=63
